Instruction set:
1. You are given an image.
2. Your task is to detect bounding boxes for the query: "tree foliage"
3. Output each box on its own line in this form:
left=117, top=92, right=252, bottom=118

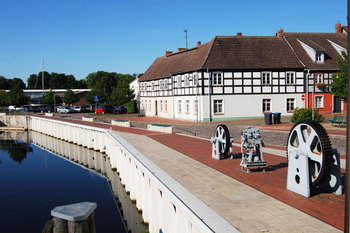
left=63, top=89, right=79, bottom=106
left=330, top=51, right=347, bottom=102
left=27, top=72, right=87, bottom=89
left=43, top=90, right=62, bottom=108
left=108, top=87, right=135, bottom=107
left=85, top=71, right=134, bottom=105
left=7, top=86, right=29, bottom=106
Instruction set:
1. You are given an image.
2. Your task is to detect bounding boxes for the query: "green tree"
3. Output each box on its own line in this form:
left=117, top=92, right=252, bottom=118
left=7, top=86, right=29, bottom=106
left=43, top=90, right=62, bottom=109
left=0, top=76, right=11, bottom=90
left=108, top=87, right=135, bottom=107
left=9, top=78, right=26, bottom=89
left=63, top=89, right=78, bottom=106
left=85, top=71, right=118, bottom=103
left=27, top=72, right=51, bottom=89
left=330, top=51, right=347, bottom=102
left=0, top=91, right=8, bottom=111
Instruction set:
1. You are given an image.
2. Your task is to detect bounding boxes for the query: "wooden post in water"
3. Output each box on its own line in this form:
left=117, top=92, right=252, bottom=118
left=50, top=202, right=97, bottom=233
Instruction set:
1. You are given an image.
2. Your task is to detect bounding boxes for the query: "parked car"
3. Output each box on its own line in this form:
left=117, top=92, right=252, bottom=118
left=71, top=106, right=82, bottom=112
left=95, top=105, right=113, bottom=114
left=113, top=105, right=127, bottom=114
left=57, top=106, right=73, bottom=114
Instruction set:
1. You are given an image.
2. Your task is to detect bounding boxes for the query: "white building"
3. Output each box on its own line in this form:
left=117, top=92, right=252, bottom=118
left=139, top=26, right=347, bottom=122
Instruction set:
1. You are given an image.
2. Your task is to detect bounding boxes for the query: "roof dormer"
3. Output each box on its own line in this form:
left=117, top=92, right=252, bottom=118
left=328, top=39, right=347, bottom=56
left=297, top=39, right=325, bottom=63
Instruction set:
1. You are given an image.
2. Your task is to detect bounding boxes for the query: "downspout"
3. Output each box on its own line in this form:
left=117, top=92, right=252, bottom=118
left=306, top=69, right=310, bottom=109
left=208, top=68, right=212, bottom=122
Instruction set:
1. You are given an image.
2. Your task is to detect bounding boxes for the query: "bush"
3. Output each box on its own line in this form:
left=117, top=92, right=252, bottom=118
left=125, top=100, right=137, bottom=114
left=291, top=108, right=325, bottom=123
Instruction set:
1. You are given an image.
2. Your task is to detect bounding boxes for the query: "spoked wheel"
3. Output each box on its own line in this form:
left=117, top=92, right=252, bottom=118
left=287, top=120, right=333, bottom=188
left=214, top=124, right=230, bottom=155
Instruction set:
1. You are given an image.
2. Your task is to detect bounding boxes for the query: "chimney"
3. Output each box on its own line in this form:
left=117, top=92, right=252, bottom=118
left=336, top=22, right=342, bottom=33
left=277, top=28, right=284, bottom=38
left=177, top=48, right=186, bottom=52
left=165, top=51, right=172, bottom=56
left=197, top=41, right=201, bottom=46
left=236, top=32, right=242, bottom=36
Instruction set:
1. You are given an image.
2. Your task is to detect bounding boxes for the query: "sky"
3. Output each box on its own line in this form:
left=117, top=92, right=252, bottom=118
left=0, top=0, right=347, bottom=84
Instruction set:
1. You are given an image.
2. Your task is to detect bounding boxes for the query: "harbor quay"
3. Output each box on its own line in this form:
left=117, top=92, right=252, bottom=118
left=0, top=114, right=346, bottom=232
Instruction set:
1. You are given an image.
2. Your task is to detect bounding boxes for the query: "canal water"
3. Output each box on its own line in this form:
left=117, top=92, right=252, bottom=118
left=0, top=131, right=147, bottom=233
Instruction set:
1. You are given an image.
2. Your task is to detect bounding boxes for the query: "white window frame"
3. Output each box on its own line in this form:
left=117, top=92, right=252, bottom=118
left=213, top=99, right=224, bottom=114
left=185, top=74, right=190, bottom=87
left=212, top=72, right=223, bottom=86
left=315, top=73, right=324, bottom=84
left=193, top=73, right=199, bottom=86
left=177, top=100, right=182, bottom=114
left=177, top=75, right=182, bottom=87
left=159, top=80, right=163, bottom=90
left=315, top=51, right=324, bottom=63
left=286, top=72, right=295, bottom=85
left=315, top=95, right=324, bottom=108
left=164, top=79, right=168, bottom=90
left=194, top=100, right=198, bottom=115
left=151, top=81, right=155, bottom=91
left=164, top=100, right=168, bottom=113
left=185, top=100, right=190, bottom=114
left=262, top=72, right=272, bottom=85
left=286, top=98, right=295, bottom=111
left=160, top=100, right=163, bottom=112
left=262, top=99, right=271, bottom=112
left=148, top=100, right=151, bottom=112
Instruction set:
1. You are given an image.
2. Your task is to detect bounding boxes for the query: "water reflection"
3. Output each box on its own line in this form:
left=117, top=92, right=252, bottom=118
left=0, top=139, right=32, bottom=164
left=0, top=131, right=147, bottom=233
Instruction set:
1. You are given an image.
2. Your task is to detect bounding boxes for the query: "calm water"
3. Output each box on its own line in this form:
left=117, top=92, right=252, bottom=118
left=0, top=134, right=130, bottom=233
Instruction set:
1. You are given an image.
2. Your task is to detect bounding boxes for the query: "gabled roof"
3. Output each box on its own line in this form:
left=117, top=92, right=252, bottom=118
left=283, top=33, right=347, bottom=70
left=139, top=32, right=347, bottom=82
left=139, top=36, right=305, bottom=81
left=202, top=36, right=303, bottom=70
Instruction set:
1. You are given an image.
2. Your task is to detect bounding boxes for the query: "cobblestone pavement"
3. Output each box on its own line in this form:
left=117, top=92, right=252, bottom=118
left=50, top=113, right=347, bottom=155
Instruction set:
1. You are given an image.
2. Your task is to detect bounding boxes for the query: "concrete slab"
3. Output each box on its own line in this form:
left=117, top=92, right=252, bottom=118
left=51, top=202, right=97, bottom=222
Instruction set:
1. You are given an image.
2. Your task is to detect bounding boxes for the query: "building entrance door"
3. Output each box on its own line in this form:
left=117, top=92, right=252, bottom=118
left=155, top=100, right=158, bottom=116
left=333, top=96, right=341, bottom=113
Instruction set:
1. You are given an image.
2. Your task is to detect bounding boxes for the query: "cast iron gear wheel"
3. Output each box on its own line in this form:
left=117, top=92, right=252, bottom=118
left=287, top=120, right=333, bottom=188
left=214, top=124, right=230, bottom=155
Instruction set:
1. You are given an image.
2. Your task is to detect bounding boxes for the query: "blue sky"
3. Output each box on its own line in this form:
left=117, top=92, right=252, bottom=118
left=0, top=0, right=347, bottom=84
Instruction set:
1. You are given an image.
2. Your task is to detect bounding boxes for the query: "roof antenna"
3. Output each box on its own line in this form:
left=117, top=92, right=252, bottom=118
left=184, top=29, right=188, bottom=49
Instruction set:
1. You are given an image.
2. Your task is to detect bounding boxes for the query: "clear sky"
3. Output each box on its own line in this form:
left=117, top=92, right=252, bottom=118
left=0, top=0, right=347, bottom=84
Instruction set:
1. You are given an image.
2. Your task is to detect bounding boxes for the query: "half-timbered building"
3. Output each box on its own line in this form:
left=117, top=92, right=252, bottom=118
left=139, top=24, right=347, bottom=122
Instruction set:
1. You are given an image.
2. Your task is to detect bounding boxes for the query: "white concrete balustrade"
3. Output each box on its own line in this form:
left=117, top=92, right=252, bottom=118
left=28, top=116, right=239, bottom=233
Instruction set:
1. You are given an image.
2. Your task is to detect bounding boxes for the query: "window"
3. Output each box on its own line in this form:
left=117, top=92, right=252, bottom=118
left=194, top=100, right=198, bottom=115
left=185, top=100, right=190, bottom=114
left=213, top=99, right=223, bottom=114
left=164, top=100, right=168, bottom=113
left=287, top=98, right=295, bottom=111
left=177, top=76, right=182, bottom=87
left=160, top=100, right=163, bottom=112
left=315, top=96, right=324, bottom=108
left=177, top=100, right=182, bottom=114
left=262, top=99, right=271, bottom=112
left=262, top=72, right=271, bottom=85
left=286, top=72, right=295, bottom=85
left=164, top=79, right=168, bottom=90
left=185, top=75, right=190, bottom=87
left=159, top=80, right=163, bottom=90
left=316, top=51, right=324, bottom=63
left=315, top=73, right=323, bottom=83
left=212, top=72, right=223, bottom=86
left=151, top=82, right=155, bottom=91
left=193, top=73, right=199, bottom=86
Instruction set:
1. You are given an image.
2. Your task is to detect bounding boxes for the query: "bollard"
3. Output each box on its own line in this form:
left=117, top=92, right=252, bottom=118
left=51, top=202, right=97, bottom=233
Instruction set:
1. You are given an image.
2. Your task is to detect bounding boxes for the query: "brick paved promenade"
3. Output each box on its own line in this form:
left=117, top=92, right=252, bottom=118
left=39, top=113, right=346, bottom=232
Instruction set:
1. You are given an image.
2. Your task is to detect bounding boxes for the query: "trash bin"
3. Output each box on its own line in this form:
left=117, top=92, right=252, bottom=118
left=273, top=112, right=281, bottom=124
left=264, top=112, right=272, bottom=125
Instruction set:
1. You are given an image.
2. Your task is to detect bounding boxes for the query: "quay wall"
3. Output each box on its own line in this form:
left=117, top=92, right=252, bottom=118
left=0, top=115, right=28, bottom=128
left=28, top=116, right=239, bottom=233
